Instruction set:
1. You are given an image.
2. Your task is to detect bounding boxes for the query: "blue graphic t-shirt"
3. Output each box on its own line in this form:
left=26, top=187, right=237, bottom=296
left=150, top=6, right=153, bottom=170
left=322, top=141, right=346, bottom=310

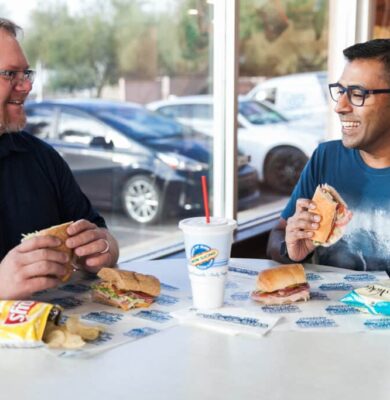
left=282, top=140, right=390, bottom=273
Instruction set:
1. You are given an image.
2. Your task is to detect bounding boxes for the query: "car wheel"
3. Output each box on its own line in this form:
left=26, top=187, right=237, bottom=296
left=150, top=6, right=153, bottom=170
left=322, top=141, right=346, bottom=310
left=264, top=147, right=308, bottom=194
left=122, top=175, right=163, bottom=224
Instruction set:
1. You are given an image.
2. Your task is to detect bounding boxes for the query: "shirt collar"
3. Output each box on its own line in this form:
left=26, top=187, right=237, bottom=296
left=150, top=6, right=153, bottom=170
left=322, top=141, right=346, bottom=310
left=0, top=132, right=28, bottom=158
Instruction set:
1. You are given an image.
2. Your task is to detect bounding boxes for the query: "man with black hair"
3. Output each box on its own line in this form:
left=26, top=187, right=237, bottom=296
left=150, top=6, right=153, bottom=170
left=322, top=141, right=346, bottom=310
left=0, top=18, right=119, bottom=299
left=267, top=38, right=390, bottom=272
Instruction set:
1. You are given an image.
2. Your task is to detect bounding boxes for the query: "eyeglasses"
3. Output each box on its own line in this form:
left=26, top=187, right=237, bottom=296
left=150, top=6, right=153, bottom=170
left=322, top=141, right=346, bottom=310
left=329, top=82, right=390, bottom=107
left=0, top=69, right=36, bottom=84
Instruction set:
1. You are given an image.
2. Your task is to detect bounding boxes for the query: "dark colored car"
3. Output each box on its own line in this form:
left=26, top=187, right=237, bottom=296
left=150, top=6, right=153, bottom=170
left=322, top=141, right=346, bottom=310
left=25, top=99, right=260, bottom=224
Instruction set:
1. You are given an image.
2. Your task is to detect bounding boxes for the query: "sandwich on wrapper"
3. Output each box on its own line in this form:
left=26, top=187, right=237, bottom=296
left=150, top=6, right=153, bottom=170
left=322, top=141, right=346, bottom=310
left=251, top=264, right=310, bottom=305
left=91, top=267, right=161, bottom=310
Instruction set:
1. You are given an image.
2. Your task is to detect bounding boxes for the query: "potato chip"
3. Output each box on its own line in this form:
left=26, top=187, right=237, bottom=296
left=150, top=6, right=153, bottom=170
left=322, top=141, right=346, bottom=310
left=44, top=329, right=66, bottom=348
left=63, top=331, right=85, bottom=349
left=66, top=316, right=102, bottom=341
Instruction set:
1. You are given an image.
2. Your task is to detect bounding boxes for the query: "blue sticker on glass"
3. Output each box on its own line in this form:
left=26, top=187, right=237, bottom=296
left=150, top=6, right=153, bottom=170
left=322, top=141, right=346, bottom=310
left=325, top=305, right=360, bottom=315
left=135, top=310, right=172, bottom=323
left=309, top=291, right=330, bottom=301
left=124, top=327, right=159, bottom=338
left=261, top=304, right=300, bottom=313
left=319, top=283, right=353, bottom=291
left=228, top=266, right=258, bottom=276
left=50, top=296, right=83, bottom=309
left=306, top=272, right=323, bottom=281
left=196, top=312, right=268, bottom=328
left=82, top=311, right=123, bottom=325
left=364, top=319, right=390, bottom=330
left=296, top=317, right=337, bottom=328
left=190, top=244, right=217, bottom=269
left=155, top=294, right=179, bottom=306
left=344, top=274, right=376, bottom=282
left=230, top=291, right=250, bottom=301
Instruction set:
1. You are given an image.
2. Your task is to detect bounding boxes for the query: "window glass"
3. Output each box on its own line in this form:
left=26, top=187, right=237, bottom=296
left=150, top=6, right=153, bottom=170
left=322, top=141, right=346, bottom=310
left=25, top=106, right=55, bottom=139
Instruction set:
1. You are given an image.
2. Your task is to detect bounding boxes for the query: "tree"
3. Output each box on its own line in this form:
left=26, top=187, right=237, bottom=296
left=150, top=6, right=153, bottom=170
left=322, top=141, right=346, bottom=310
left=24, top=2, right=117, bottom=96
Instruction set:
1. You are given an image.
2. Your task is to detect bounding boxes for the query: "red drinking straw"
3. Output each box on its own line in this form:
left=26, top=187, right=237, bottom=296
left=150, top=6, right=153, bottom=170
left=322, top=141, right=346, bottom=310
left=201, top=175, right=210, bottom=224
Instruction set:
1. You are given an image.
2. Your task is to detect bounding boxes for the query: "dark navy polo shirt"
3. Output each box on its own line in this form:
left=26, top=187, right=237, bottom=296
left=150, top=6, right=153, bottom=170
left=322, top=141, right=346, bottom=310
left=0, top=131, right=106, bottom=260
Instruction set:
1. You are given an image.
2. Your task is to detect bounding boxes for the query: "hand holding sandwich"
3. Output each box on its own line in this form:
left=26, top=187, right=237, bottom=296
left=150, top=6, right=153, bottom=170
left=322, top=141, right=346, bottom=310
left=64, top=219, right=119, bottom=274
left=0, top=235, right=71, bottom=299
left=285, top=198, right=319, bottom=261
left=285, top=184, right=352, bottom=262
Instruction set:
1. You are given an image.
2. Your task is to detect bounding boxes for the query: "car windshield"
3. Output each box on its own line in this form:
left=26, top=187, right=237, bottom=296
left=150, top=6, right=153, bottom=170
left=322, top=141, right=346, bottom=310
left=239, top=100, right=286, bottom=125
left=97, top=106, right=193, bottom=140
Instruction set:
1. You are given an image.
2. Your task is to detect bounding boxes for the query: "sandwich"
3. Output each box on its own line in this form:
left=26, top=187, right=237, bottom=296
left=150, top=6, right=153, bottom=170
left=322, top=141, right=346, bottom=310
left=91, top=267, right=161, bottom=311
left=22, top=222, right=74, bottom=282
left=251, top=264, right=310, bottom=305
left=310, top=184, right=352, bottom=247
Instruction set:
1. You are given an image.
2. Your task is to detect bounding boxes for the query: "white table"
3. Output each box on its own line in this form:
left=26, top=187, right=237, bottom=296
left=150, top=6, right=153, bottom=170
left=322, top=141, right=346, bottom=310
left=1, top=258, right=389, bottom=400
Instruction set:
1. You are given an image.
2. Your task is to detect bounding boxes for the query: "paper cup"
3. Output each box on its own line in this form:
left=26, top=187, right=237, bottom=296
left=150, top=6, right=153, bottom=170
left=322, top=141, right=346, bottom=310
left=179, top=217, right=237, bottom=309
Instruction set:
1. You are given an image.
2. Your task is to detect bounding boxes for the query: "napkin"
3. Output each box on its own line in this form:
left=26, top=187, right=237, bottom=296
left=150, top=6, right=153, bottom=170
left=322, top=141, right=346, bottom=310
left=172, top=307, right=281, bottom=337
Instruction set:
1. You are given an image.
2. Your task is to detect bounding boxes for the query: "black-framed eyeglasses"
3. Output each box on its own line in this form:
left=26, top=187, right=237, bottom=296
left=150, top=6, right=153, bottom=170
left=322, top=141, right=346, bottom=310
left=328, top=82, right=390, bottom=107
left=0, top=69, right=36, bottom=84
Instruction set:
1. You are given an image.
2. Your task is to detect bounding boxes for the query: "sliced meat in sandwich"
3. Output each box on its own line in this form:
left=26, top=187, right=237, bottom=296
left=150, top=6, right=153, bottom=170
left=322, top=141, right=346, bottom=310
left=310, top=184, right=352, bottom=247
left=22, top=221, right=74, bottom=282
left=251, top=264, right=310, bottom=305
left=91, top=267, right=161, bottom=311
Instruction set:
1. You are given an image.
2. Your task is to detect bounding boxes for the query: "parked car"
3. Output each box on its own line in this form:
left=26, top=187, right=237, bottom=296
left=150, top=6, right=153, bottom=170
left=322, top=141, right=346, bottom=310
left=245, top=71, right=328, bottom=127
left=147, top=95, right=322, bottom=193
left=25, top=99, right=260, bottom=224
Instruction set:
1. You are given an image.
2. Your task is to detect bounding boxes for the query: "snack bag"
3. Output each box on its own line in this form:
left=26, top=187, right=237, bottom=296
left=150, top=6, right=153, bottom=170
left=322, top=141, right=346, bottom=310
left=340, top=280, right=390, bottom=315
left=0, top=301, right=61, bottom=348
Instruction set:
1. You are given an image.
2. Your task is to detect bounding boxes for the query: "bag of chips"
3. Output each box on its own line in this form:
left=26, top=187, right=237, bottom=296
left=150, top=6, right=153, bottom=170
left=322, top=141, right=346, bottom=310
left=340, top=280, right=390, bottom=316
left=0, top=301, right=102, bottom=349
left=0, top=301, right=61, bottom=348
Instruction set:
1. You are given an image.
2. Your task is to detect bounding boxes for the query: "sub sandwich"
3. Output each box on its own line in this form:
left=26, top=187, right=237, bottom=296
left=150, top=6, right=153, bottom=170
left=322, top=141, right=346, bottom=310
left=22, top=222, right=74, bottom=282
left=251, top=264, right=310, bottom=305
left=310, top=184, right=352, bottom=247
left=91, top=267, right=161, bottom=311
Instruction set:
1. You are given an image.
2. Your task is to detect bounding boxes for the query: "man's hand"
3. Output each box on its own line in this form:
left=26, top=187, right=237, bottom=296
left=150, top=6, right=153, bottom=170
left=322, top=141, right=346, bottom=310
left=0, top=236, right=70, bottom=299
left=65, top=219, right=119, bottom=274
left=285, top=198, right=320, bottom=261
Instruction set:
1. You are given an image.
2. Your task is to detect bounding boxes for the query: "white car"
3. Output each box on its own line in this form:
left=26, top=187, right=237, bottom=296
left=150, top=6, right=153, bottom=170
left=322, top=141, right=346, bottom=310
left=147, top=95, right=322, bottom=193
left=246, top=71, right=328, bottom=125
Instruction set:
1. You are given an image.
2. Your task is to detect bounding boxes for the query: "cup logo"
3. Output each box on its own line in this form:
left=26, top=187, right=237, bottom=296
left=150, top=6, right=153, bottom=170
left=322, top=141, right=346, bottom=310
left=190, top=244, right=219, bottom=269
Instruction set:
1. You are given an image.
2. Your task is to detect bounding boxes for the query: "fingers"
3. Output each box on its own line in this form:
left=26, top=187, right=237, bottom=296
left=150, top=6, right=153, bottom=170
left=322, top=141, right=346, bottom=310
left=20, top=261, right=69, bottom=281
left=67, top=219, right=97, bottom=236
left=286, top=198, right=322, bottom=242
left=18, top=236, right=62, bottom=253
left=18, top=247, right=69, bottom=267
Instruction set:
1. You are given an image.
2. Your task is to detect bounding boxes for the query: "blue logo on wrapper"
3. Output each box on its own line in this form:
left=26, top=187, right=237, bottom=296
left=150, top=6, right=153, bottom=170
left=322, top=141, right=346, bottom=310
left=230, top=291, right=250, bottom=301
left=319, top=283, right=353, bottom=291
left=296, top=317, right=337, bottom=328
left=50, top=296, right=83, bottom=309
left=344, top=274, right=376, bottom=282
left=155, top=294, right=179, bottom=306
left=306, top=272, right=322, bottom=281
left=134, top=310, right=172, bottom=323
left=124, top=327, right=159, bottom=338
left=82, top=311, right=123, bottom=325
left=190, top=244, right=219, bottom=269
left=325, top=305, right=360, bottom=315
left=262, top=304, right=300, bottom=314
left=364, top=319, right=390, bottom=330
left=310, top=291, right=330, bottom=301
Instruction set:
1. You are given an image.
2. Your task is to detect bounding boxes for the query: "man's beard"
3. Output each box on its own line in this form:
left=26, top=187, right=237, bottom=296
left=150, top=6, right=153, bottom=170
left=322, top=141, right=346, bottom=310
left=0, top=116, right=26, bottom=135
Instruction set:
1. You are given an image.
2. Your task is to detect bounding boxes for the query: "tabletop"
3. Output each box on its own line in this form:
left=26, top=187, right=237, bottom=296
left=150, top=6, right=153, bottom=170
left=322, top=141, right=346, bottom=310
left=1, top=258, right=389, bottom=400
